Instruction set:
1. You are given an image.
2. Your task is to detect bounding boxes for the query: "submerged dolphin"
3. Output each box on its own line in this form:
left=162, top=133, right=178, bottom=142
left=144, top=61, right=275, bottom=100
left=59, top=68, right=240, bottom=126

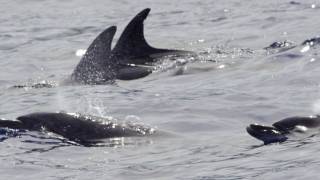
left=71, top=8, right=192, bottom=84
left=246, top=116, right=320, bottom=145
left=0, top=112, right=156, bottom=146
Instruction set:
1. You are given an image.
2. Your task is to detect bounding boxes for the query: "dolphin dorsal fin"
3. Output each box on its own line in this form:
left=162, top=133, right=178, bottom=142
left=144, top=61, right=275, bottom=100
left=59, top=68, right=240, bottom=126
left=83, top=26, right=117, bottom=62
left=71, top=26, right=117, bottom=84
left=112, top=8, right=162, bottom=61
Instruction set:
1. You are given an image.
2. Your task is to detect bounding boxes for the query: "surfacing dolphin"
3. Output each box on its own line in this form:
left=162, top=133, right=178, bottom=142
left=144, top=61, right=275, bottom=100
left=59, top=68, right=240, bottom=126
left=71, top=8, right=192, bottom=84
left=264, top=36, right=320, bottom=54
left=246, top=115, right=320, bottom=145
left=0, top=112, right=156, bottom=146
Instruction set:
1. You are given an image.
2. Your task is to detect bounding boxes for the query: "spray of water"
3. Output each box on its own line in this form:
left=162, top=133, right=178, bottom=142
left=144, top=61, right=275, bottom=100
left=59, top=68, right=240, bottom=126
left=312, top=99, right=320, bottom=115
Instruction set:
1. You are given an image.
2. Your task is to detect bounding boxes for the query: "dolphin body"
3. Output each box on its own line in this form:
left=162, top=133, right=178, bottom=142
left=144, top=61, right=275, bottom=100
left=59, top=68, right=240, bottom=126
left=0, top=112, right=155, bottom=146
left=71, top=8, right=192, bottom=84
left=246, top=116, right=320, bottom=145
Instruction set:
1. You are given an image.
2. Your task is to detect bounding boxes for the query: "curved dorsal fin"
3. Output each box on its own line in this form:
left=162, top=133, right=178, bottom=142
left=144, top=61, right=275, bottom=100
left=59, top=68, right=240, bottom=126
left=112, top=8, right=162, bottom=60
left=72, top=26, right=117, bottom=84
left=84, top=26, right=117, bottom=61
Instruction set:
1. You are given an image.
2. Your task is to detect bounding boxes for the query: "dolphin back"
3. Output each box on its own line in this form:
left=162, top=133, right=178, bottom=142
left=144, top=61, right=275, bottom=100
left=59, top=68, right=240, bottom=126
left=70, top=8, right=193, bottom=84
left=14, top=112, right=155, bottom=145
left=272, top=116, right=320, bottom=133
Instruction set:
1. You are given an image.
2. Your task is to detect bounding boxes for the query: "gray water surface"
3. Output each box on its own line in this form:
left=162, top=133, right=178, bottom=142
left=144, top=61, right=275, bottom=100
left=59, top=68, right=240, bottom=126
left=1, top=0, right=320, bottom=179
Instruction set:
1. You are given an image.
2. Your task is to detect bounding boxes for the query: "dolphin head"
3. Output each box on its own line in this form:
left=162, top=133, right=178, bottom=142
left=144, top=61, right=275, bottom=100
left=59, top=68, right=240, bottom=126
left=246, top=124, right=288, bottom=145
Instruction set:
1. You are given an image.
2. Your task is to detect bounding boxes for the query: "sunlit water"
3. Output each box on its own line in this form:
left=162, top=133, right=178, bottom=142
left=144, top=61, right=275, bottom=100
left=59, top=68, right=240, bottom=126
left=1, top=0, right=320, bottom=179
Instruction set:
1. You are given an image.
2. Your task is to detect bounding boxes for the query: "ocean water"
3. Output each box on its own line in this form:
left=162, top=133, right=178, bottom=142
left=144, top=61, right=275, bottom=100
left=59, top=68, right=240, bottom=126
left=1, top=0, right=320, bottom=179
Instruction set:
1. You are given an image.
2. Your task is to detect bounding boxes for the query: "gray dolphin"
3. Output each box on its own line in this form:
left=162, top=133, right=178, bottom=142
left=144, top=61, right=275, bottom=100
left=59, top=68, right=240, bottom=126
left=71, top=8, right=192, bottom=84
left=0, top=112, right=156, bottom=146
left=247, top=116, right=320, bottom=145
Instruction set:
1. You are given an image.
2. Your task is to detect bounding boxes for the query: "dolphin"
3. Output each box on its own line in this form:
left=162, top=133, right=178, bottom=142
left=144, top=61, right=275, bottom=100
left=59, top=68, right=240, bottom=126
left=71, top=8, right=192, bottom=84
left=264, top=36, right=320, bottom=54
left=246, top=115, right=320, bottom=145
left=302, top=36, right=320, bottom=46
left=0, top=112, right=156, bottom=146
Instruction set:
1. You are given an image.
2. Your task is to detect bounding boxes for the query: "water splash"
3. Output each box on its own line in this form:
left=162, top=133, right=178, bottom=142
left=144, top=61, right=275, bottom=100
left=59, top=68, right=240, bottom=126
left=300, top=45, right=310, bottom=53
left=86, top=97, right=109, bottom=117
left=12, top=80, right=57, bottom=90
left=75, top=49, right=86, bottom=57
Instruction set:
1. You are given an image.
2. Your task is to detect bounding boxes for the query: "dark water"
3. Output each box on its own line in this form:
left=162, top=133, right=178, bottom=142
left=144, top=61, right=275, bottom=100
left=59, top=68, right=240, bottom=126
left=1, top=0, right=320, bottom=179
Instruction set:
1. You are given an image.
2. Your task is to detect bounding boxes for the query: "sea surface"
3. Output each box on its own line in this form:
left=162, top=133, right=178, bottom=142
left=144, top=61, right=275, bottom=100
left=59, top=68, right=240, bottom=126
left=1, top=0, right=320, bottom=179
